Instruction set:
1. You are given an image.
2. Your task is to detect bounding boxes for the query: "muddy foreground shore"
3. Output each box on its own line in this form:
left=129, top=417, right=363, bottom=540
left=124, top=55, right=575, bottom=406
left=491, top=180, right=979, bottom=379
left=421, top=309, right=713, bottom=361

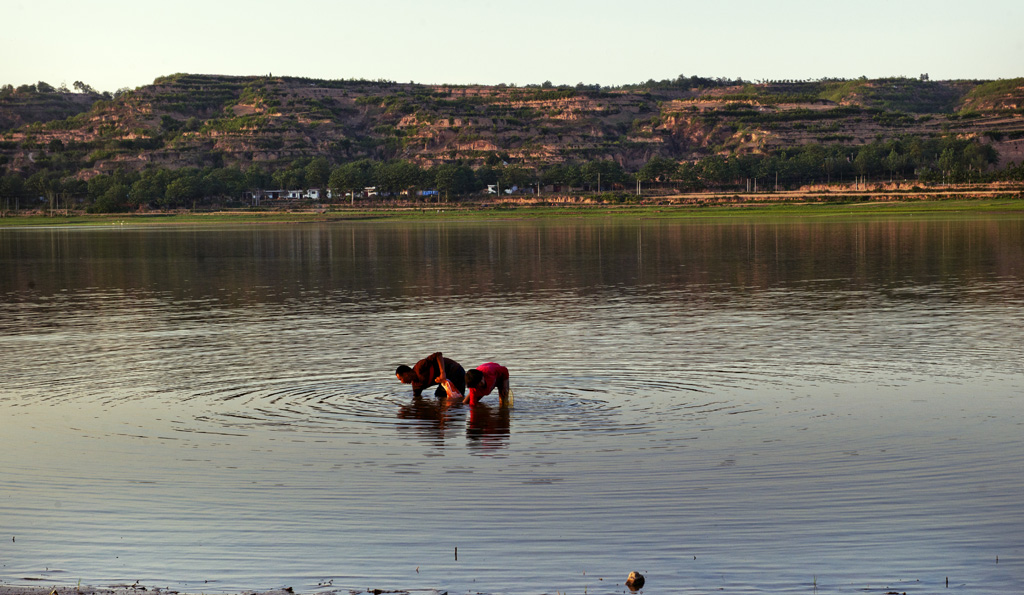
left=0, top=587, right=425, bottom=595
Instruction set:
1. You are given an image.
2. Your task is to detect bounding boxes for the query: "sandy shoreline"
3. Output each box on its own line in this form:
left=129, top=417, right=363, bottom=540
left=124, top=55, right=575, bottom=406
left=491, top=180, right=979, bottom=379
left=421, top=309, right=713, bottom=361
left=0, top=589, right=291, bottom=595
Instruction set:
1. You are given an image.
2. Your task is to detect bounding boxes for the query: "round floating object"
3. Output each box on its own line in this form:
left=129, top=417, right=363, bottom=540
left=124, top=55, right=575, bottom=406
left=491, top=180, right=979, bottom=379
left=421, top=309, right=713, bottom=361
left=626, top=571, right=645, bottom=591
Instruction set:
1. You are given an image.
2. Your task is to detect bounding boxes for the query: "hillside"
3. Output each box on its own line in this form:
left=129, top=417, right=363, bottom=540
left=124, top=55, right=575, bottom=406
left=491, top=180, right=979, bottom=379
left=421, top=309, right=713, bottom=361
left=2, top=73, right=1024, bottom=210
left=0, top=83, right=102, bottom=133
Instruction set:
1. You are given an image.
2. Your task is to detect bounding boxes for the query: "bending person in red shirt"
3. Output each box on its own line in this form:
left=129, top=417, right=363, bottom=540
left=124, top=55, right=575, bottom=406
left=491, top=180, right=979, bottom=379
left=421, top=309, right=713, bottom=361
left=464, top=362, right=511, bottom=406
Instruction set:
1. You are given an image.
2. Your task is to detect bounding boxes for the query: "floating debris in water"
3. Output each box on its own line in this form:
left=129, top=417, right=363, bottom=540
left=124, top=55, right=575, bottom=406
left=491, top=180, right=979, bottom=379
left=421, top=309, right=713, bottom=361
left=626, top=571, right=645, bottom=591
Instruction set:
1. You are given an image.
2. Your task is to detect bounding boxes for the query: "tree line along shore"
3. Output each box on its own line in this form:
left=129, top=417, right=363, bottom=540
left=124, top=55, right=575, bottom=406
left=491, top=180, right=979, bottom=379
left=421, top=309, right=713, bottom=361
left=3, top=151, right=1023, bottom=217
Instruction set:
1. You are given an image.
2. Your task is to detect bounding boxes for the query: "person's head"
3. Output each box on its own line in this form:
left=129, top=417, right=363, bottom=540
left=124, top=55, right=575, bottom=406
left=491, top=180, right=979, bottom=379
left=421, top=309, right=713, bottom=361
left=396, top=364, right=414, bottom=384
left=465, top=369, right=484, bottom=389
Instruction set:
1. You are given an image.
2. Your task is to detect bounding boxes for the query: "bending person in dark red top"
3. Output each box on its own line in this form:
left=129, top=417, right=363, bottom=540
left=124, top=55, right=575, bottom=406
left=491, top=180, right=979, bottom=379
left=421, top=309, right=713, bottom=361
left=396, top=352, right=466, bottom=398
left=464, top=362, right=511, bottom=406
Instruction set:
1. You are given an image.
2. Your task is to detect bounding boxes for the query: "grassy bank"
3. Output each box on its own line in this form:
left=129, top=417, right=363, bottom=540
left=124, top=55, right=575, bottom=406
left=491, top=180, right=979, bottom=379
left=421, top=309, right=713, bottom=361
left=3, top=197, right=1024, bottom=227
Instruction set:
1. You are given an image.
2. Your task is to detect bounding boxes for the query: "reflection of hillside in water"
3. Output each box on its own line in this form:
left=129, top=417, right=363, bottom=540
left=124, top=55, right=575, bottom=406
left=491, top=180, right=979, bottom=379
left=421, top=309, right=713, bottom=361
left=3, top=219, right=1024, bottom=308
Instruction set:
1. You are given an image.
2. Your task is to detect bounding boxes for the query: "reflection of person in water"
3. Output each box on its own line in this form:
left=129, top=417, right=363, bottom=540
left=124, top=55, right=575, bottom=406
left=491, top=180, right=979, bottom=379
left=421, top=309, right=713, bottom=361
left=466, top=401, right=511, bottom=449
left=396, top=395, right=457, bottom=441
left=396, top=352, right=466, bottom=398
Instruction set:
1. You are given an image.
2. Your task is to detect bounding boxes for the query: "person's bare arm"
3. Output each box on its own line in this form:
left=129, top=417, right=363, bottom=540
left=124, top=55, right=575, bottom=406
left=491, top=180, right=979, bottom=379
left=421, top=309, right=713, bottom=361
left=434, top=352, right=447, bottom=383
left=434, top=353, right=463, bottom=400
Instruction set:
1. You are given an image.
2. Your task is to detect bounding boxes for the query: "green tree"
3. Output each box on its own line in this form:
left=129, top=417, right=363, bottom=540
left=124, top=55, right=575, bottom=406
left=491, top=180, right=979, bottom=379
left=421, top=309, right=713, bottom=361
left=27, top=169, right=62, bottom=213
left=204, top=167, right=247, bottom=199
left=476, top=164, right=499, bottom=187
left=883, top=148, right=907, bottom=182
left=377, top=160, right=422, bottom=195
left=499, top=165, right=531, bottom=190
left=937, top=147, right=958, bottom=183
left=797, top=144, right=828, bottom=185
left=562, top=163, right=584, bottom=187
left=538, top=164, right=560, bottom=186
left=854, top=144, right=883, bottom=180
left=638, top=156, right=678, bottom=182
left=675, top=161, right=701, bottom=190
left=1, top=174, right=27, bottom=210
left=129, top=168, right=171, bottom=206
left=90, top=183, right=130, bottom=213
left=304, top=157, right=331, bottom=189
left=697, top=156, right=729, bottom=187
left=87, top=170, right=138, bottom=212
left=430, top=163, right=476, bottom=199
left=272, top=163, right=305, bottom=190
left=245, top=164, right=272, bottom=191
left=328, top=160, right=376, bottom=200
left=433, top=164, right=459, bottom=200
left=372, top=161, right=398, bottom=195
left=165, top=171, right=203, bottom=206
left=963, top=142, right=997, bottom=179
left=581, top=160, right=624, bottom=190
left=87, top=173, right=114, bottom=201
left=73, top=81, right=98, bottom=94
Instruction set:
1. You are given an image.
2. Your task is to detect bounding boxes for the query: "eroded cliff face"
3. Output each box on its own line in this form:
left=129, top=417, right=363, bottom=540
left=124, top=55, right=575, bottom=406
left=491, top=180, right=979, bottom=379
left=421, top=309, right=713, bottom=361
left=3, top=74, right=1024, bottom=178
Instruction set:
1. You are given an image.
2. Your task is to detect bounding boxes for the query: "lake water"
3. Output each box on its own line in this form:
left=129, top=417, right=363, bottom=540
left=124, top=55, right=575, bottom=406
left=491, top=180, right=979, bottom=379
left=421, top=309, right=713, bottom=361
left=1, top=216, right=1023, bottom=595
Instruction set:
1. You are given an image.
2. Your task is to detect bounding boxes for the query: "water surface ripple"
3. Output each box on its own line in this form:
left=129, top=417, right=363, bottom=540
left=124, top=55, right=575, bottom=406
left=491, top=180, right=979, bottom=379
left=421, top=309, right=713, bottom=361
left=2, top=219, right=1023, bottom=594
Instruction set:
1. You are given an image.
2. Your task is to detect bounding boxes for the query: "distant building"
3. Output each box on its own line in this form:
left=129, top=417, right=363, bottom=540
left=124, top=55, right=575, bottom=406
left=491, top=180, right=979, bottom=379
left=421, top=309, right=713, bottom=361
left=244, top=189, right=286, bottom=203
left=244, top=189, right=322, bottom=203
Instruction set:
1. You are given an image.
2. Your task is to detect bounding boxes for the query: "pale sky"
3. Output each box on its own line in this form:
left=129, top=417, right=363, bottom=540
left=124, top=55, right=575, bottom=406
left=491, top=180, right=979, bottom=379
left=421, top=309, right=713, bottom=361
left=3, top=0, right=1022, bottom=92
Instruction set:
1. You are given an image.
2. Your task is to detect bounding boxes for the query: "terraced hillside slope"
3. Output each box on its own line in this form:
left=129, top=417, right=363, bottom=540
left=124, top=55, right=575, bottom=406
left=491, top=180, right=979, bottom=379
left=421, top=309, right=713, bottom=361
left=1, top=74, right=1023, bottom=210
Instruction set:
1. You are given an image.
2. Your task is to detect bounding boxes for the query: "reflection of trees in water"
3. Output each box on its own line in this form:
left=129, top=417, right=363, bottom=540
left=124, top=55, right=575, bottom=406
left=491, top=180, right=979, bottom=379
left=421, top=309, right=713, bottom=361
left=4, top=219, right=1024, bottom=306
left=395, top=396, right=511, bottom=451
